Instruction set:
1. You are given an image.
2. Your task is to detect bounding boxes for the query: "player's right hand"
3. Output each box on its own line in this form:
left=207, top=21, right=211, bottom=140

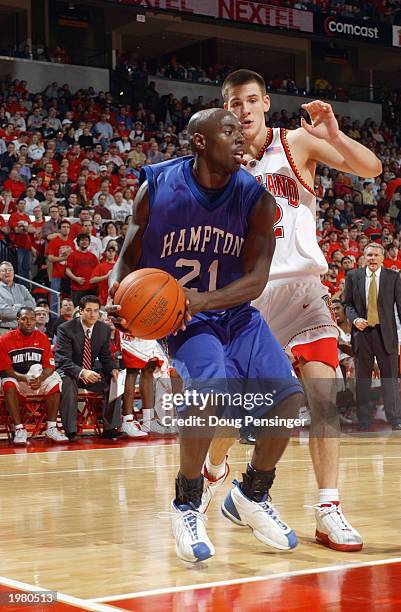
left=105, top=281, right=129, bottom=332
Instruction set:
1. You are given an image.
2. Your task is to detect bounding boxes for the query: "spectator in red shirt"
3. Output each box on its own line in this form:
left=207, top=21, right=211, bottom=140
left=69, top=209, right=96, bottom=241
left=47, top=220, right=75, bottom=312
left=8, top=200, right=37, bottom=282
left=31, top=205, right=45, bottom=259
left=384, top=244, right=401, bottom=271
left=0, top=307, right=67, bottom=445
left=66, top=233, right=99, bottom=306
left=364, top=215, right=382, bottom=240
left=3, top=169, right=26, bottom=200
left=89, top=242, right=117, bottom=304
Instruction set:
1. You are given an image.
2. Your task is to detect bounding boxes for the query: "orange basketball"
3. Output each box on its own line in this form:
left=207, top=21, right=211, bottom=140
left=113, top=268, right=186, bottom=340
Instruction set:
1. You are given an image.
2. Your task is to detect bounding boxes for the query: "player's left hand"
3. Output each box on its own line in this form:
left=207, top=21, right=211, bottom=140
left=111, top=369, right=119, bottom=382
left=301, top=100, right=340, bottom=141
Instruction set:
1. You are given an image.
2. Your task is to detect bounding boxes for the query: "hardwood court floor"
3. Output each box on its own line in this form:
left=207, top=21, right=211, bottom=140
left=0, top=434, right=400, bottom=605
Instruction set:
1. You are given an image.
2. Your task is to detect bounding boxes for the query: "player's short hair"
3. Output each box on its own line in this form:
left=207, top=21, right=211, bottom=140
left=79, top=295, right=100, bottom=310
left=17, top=307, right=35, bottom=317
left=222, top=69, right=266, bottom=102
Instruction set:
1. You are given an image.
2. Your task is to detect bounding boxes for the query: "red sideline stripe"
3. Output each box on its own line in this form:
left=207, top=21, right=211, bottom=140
left=109, top=561, right=401, bottom=611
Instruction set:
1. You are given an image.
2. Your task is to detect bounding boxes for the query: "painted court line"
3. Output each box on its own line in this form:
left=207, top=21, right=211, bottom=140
left=0, top=441, right=178, bottom=458
left=91, top=556, right=401, bottom=603
left=0, top=574, right=123, bottom=611
left=1, top=455, right=401, bottom=478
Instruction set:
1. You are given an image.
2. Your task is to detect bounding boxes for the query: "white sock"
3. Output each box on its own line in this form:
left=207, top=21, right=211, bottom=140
left=142, top=408, right=154, bottom=423
left=205, top=453, right=227, bottom=480
left=318, top=488, right=339, bottom=504
left=123, top=414, right=134, bottom=423
left=47, top=421, right=56, bottom=429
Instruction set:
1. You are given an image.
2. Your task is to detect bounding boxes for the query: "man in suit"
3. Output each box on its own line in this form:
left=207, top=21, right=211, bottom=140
left=343, top=243, right=401, bottom=430
left=55, top=295, right=121, bottom=440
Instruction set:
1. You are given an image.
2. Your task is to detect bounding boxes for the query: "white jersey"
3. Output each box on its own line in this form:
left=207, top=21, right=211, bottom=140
left=246, top=127, right=328, bottom=281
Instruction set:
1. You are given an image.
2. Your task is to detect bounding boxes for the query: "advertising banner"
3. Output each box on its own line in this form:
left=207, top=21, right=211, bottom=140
left=114, top=0, right=314, bottom=33
left=315, top=14, right=392, bottom=46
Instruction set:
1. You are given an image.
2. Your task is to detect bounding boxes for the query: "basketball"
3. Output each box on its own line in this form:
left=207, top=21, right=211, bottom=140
left=113, top=268, right=186, bottom=340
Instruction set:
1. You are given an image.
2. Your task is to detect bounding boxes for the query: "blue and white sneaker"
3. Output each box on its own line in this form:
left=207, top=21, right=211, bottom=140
left=221, top=480, right=298, bottom=551
left=171, top=500, right=215, bottom=562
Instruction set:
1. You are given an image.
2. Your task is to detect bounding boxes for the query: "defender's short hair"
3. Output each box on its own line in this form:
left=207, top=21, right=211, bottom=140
left=222, top=69, right=266, bottom=102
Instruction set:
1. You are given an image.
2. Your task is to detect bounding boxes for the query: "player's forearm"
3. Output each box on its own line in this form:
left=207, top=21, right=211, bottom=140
left=4, top=369, right=27, bottom=382
left=331, top=132, right=382, bottom=178
left=200, top=271, right=268, bottom=312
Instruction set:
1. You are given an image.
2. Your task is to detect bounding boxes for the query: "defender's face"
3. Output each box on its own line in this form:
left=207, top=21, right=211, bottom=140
left=225, top=82, right=270, bottom=143
left=204, top=114, right=245, bottom=173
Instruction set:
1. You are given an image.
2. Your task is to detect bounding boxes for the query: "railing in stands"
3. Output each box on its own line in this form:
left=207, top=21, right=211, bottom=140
left=14, top=275, right=61, bottom=316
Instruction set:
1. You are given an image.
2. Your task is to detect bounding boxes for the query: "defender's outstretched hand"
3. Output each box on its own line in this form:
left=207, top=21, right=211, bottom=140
left=301, top=100, right=340, bottom=141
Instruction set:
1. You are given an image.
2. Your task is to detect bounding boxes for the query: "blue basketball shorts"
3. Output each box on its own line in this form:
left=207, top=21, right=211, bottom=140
left=166, top=304, right=303, bottom=419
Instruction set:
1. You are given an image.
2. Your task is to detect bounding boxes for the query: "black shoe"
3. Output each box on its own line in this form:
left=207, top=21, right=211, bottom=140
left=67, top=432, right=78, bottom=442
left=239, top=433, right=256, bottom=445
left=391, top=423, right=401, bottom=431
left=101, top=428, right=123, bottom=440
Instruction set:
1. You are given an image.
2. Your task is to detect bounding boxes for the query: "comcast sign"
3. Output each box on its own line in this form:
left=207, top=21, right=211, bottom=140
left=324, top=16, right=379, bottom=40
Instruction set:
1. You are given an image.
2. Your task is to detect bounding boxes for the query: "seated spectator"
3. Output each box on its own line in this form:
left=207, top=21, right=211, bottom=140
left=36, top=297, right=57, bottom=334
left=66, top=233, right=99, bottom=305
left=0, top=307, right=67, bottom=445
left=52, top=297, right=74, bottom=339
left=384, top=244, right=401, bottom=271
left=0, top=261, right=36, bottom=334
left=108, top=191, right=131, bottom=223
left=55, top=295, right=120, bottom=441
left=127, top=142, right=146, bottom=169
left=146, top=141, right=163, bottom=165
left=101, top=222, right=119, bottom=250
left=93, top=193, right=112, bottom=220
left=34, top=305, right=52, bottom=337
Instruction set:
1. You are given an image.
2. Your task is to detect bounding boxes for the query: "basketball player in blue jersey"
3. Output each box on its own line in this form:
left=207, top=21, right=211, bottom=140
left=109, top=108, right=303, bottom=563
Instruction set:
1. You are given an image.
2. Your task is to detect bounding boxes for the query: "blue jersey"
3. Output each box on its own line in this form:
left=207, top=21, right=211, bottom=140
left=139, top=157, right=265, bottom=295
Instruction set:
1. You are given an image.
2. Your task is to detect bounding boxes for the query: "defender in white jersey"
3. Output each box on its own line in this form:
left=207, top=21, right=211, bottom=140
left=202, top=70, right=382, bottom=552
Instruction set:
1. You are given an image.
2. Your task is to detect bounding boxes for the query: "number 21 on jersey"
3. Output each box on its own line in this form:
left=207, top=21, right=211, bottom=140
left=176, top=258, right=218, bottom=291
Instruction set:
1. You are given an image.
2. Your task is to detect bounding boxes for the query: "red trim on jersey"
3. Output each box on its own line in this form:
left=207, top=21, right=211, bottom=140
left=279, top=128, right=316, bottom=196
left=291, top=337, right=339, bottom=371
left=255, top=128, right=273, bottom=161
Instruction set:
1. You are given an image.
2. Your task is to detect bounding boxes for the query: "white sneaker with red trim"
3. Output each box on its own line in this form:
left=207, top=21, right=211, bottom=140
left=313, top=502, right=363, bottom=551
left=199, top=459, right=230, bottom=513
left=121, top=419, right=148, bottom=438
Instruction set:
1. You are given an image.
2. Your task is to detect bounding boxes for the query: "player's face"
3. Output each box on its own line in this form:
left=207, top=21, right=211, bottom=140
left=17, top=310, right=36, bottom=335
left=224, top=82, right=270, bottom=143
left=205, top=115, right=245, bottom=173
left=333, top=303, right=345, bottom=324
